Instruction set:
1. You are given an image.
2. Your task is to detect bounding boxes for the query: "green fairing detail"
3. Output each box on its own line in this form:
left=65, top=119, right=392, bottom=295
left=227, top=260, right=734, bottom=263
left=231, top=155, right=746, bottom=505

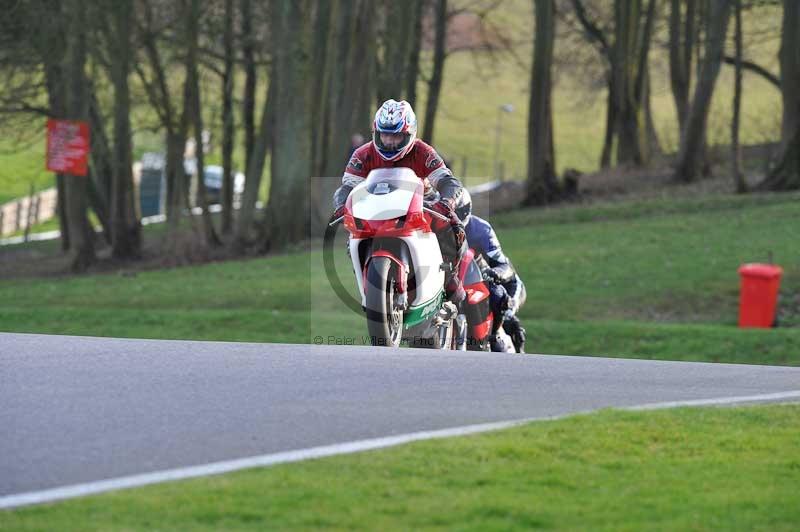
left=403, top=290, right=444, bottom=328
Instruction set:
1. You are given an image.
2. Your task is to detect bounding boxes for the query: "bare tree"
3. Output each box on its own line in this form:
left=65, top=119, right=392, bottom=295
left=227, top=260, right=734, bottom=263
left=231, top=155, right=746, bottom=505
left=234, top=0, right=273, bottom=250
left=613, top=0, right=659, bottom=166
left=674, top=0, right=731, bottom=183
left=220, top=0, right=236, bottom=235
left=86, top=82, right=113, bottom=242
left=135, top=1, right=192, bottom=238
left=102, top=0, right=142, bottom=258
left=405, top=0, right=426, bottom=108
left=186, top=0, right=221, bottom=247
left=62, top=0, right=95, bottom=271
left=240, top=0, right=257, bottom=172
left=525, top=0, right=560, bottom=205
left=305, top=0, right=377, bottom=238
left=377, top=0, right=418, bottom=103
left=569, top=0, right=660, bottom=167
left=758, top=0, right=799, bottom=190
left=731, top=0, right=747, bottom=193
left=233, top=78, right=274, bottom=250
left=422, top=0, right=448, bottom=144
left=261, top=0, right=313, bottom=251
left=669, top=0, right=697, bottom=138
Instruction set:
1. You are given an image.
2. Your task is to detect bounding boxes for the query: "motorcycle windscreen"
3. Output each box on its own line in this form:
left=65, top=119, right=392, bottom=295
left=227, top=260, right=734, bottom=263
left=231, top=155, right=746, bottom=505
left=350, top=168, right=423, bottom=221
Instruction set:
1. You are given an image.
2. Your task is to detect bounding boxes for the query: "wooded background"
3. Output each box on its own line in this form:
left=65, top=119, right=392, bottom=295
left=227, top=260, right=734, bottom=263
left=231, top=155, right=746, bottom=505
left=0, top=0, right=797, bottom=272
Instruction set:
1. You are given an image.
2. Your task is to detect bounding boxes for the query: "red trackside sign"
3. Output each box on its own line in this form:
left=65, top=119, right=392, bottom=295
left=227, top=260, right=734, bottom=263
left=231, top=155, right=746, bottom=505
left=46, top=119, right=90, bottom=176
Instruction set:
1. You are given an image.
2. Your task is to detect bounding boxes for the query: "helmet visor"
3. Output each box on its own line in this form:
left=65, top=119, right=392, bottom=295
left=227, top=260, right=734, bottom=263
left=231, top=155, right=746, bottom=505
left=374, top=131, right=412, bottom=157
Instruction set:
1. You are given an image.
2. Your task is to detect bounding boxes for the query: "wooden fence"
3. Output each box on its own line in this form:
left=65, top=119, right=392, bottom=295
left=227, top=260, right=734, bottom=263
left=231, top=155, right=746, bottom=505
left=0, top=188, right=58, bottom=237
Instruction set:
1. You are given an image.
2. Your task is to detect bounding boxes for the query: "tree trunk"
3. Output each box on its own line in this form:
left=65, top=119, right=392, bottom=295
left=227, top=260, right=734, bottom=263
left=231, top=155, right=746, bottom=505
left=44, top=53, right=71, bottom=251
left=405, top=0, right=424, bottom=108
left=187, top=0, right=220, bottom=247
left=600, top=73, right=616, bottom=169
left=221, top=0, right=236, bottom=235
left=525, top=0, right=559, bottom=205
left=422, top=0, right=447, bottom=144
left=55, top=174, right=70, bottom=251
left=234, top=77, right=275, bottom=250
left=109, top=0, right=142, bottom=259
left=643, top=69, right=662, bottom=157
left=240, top=0, right=257, bottom=173
left=86, top=171, right=111, bottom=244
left=731, top=0, right=746, bottom=193
left=777, top=0, right=799, bottom=158
left=165, top=130, right=187, bottom=231
left=62, top=0, right=95, bottom=271
left=669, top=0, right=696, bottom=138
left=320, top=0, right=356, bottom=178
left=262, top=0, right=313, bottom=252
left=310, top=0, right=332, bottom=177
left=343, top=1, right=376, bottom=146
left=377, top=0, right=415, bottom=103
left=674, top=0, right=731, bottom=183
left=613, top=0, right=656, bottom=166
left=758, top=0, right=800, bottom=191
left=87, top=81, right=112, bottom=241
left=137, top=0, right=189, bottom=240
left=309, top=0, right=376, bottom=237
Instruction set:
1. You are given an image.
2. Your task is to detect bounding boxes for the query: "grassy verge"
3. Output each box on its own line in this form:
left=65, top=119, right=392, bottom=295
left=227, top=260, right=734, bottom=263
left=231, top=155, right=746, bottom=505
left=1, top=191, right=798, bottom=364
left=3, top=404, right=799, bottom=531
left=0, top=138, right=53, bottom=206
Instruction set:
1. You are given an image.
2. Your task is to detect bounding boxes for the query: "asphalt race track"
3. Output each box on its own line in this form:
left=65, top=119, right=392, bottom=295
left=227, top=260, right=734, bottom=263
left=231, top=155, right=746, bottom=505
left=2, top=332, right=798, bottom=504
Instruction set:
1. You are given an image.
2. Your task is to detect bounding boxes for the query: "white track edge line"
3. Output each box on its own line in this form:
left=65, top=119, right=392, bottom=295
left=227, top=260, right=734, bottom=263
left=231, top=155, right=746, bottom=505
left=623, top=390, right=800, bottom=411
left=2, top=389, right=799, bottom=510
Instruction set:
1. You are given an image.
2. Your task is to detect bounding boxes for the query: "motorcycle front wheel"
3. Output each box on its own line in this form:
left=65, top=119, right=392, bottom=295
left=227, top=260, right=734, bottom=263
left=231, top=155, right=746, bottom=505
left=365, top=257, right=403, bottom=348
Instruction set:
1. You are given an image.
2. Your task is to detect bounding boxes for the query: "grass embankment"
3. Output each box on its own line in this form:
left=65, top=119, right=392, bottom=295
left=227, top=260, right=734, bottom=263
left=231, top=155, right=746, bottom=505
left=3, top=404, right=799, bottom=530
left=1, top=191, right=798, bottom=364
left=0, top=138, right=52, bottom=206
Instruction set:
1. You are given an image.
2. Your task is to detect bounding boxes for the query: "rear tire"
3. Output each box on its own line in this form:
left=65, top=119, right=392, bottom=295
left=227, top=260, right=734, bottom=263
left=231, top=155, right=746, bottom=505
left=365, top=257, right=403, bottom=347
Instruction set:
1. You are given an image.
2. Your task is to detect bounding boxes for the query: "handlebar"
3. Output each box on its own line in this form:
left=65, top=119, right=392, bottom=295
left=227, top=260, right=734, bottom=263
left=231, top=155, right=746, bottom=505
left=331, top=209, right=449, bottom=226
left=423, top=207, right=450, bottom=222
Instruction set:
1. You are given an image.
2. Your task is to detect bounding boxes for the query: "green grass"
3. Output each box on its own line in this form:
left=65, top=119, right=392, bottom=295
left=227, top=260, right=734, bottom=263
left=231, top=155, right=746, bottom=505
left=3, top=404, right=799, bottom=530
left=1, top=191, right=798, bottom=364
left=0, top=137, right=53, bottom=205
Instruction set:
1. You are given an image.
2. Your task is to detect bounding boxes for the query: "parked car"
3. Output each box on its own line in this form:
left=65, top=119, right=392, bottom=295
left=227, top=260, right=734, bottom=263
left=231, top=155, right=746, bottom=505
left=184, top=161, right=245, bottom=206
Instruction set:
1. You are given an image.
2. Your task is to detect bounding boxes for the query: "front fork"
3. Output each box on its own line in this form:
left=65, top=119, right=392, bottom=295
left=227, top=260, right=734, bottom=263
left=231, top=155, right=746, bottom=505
left=364, top=239, right=411, bottom=312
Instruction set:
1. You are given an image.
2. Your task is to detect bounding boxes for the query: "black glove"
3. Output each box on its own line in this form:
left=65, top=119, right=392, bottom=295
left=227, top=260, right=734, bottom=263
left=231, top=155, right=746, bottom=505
left=483, top=267, right=501, bottom=283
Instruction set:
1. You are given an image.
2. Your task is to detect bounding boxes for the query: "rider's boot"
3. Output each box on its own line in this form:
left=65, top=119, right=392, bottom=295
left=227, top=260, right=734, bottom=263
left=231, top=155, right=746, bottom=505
left=445, top=274, right=465, bottom=304
left=503, top=314, right=526, bottom=353
left=437, top=223, right=467, bottom=305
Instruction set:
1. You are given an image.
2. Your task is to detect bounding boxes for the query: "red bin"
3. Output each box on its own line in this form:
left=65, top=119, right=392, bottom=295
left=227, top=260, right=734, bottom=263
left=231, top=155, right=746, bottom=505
left=738, top=263, right=783, bottom=328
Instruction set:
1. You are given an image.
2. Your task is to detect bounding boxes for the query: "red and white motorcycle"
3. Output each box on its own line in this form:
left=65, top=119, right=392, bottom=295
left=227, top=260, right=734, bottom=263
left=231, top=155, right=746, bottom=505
left=328, top=168, right=467, bottom=349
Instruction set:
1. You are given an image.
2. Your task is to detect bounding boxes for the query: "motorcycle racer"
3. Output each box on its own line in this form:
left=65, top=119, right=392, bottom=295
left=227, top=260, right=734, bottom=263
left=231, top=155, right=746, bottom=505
left=455, top=189, right=527, bottom=352
left=332, top=99, right=467, bottom=303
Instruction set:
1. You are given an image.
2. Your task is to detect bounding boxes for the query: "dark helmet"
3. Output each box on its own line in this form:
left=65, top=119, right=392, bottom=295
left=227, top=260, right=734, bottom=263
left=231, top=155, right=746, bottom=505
left=454, top=188, right=472, bottom=225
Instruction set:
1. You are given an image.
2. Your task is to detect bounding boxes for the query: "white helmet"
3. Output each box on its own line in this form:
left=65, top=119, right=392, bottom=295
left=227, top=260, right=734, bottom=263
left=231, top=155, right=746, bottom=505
left=372, top=99, right=417, bottom=161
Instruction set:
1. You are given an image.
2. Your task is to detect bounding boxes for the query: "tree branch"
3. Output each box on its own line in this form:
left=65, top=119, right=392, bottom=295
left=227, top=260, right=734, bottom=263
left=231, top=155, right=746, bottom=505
left=0, top=103, right=51, bottom=116
left=722, top=55, right=780, bottom=88
left=571, top=0, right=610, bottom=56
